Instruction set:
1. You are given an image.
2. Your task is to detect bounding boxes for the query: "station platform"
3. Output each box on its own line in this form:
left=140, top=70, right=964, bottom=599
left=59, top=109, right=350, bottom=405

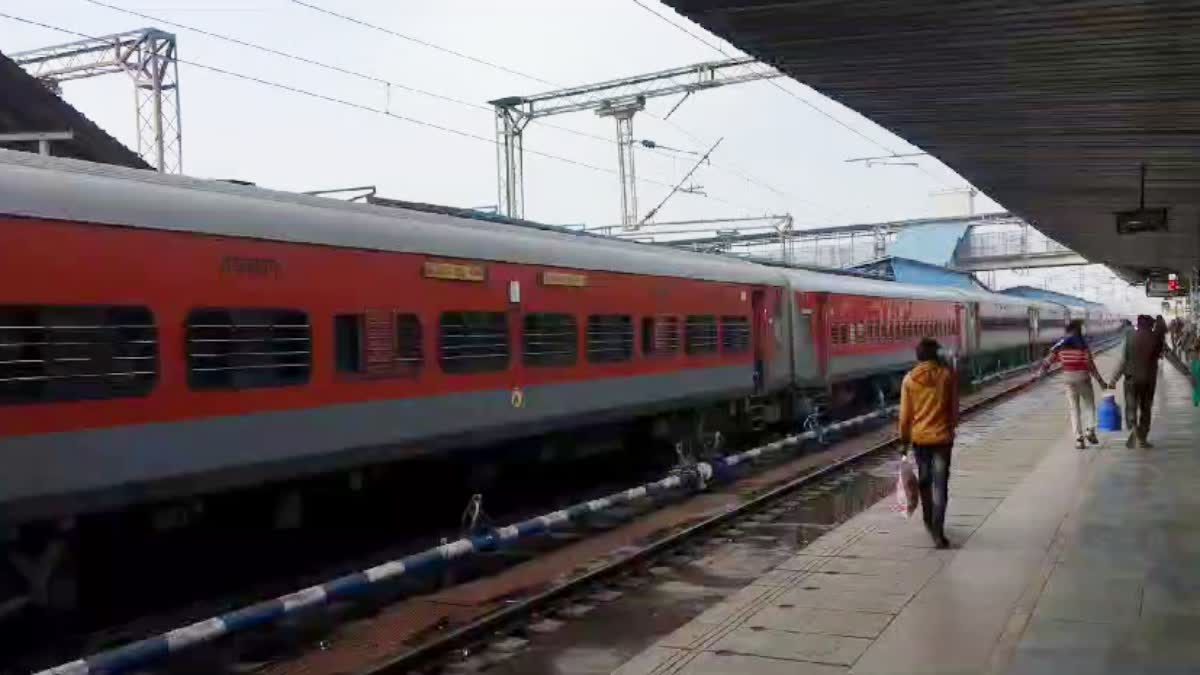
left=613, top=356, right=1200, bottom=675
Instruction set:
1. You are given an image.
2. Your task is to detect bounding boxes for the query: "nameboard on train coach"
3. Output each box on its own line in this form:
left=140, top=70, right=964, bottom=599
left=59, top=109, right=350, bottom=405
left=540, top=271, right=587, bottom=287
left=424, top=261, right=485, bottom=282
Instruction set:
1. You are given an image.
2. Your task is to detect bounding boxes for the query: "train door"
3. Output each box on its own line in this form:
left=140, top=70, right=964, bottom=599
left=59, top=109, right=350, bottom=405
left=752, top=289, right=766, bottom=393
left=790, top=291, right=823, bottom=387
left=1027, top=307, right=1039, bottom=359
left=750, top=286, right=791, bottom=393
left=962, top=302, right=979, bottom=373
left=747, top=285, right=792, bottom=393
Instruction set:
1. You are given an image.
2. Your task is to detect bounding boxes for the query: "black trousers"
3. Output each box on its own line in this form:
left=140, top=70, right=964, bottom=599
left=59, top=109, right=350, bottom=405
left=913, top=444, right=952, bottom=538
left=1130, top=378, right=1157, bottom=441
left=1122, top=379, right=1138, bottom=430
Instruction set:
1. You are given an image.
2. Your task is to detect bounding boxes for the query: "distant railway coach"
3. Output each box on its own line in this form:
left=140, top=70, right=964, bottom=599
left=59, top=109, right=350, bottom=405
left=0, top=151, right=1121, bottom=616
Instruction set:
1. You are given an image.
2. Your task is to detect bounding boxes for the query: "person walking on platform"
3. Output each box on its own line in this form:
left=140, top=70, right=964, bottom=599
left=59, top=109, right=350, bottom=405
left=1111, top=315, right=1166, bottom=448
left=1110, top=318, right=1139, bottom=435
left=1039, top=319, right=1108, bottom=449
left=899, top=337, right=958, bottom=549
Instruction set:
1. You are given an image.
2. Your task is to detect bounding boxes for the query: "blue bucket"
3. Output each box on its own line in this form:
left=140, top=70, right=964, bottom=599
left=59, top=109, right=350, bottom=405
left=1098, top=393, right=1122, bottom=431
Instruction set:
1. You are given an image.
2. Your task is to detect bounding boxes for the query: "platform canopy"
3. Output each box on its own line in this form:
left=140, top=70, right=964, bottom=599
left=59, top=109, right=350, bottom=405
left=664, top=1, right=1200, bottom=283
left=0, top=52, right=149, bottom=170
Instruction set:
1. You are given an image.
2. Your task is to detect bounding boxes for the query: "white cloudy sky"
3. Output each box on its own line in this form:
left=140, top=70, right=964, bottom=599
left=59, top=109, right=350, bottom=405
left=1, top=0, right=1002, bottom=228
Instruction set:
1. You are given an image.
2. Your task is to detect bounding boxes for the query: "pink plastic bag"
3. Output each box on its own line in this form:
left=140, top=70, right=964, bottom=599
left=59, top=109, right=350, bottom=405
left=894, top=455, right=919, bottom=517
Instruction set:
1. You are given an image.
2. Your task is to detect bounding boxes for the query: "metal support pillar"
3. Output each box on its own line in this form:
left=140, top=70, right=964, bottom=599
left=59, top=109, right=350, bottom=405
left=872, top=225, right=889, bottom=258
left=1191, top=267, right=1200, bottom=321
left=598, top=99, right=646, bottom=230
left=488, top=57, right=779, bottom=220
left=129, top=31, right=181, bottom=173
left=12, top=28, right=183, bottom=173
left=614, top=111, right=638, bottom=229
left=494, top=107, right=528, bottom=219
left=776, top=215, right=795, bottom=263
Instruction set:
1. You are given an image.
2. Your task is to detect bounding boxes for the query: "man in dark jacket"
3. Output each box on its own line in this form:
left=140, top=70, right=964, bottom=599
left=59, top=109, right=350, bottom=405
left=1111, top=315, right=1164, bottom=448
left=1109, top=319, right=1138, bottom=440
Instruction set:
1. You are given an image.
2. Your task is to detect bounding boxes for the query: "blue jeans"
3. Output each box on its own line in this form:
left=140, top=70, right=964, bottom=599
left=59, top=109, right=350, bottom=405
left=913, top=444, right=952, bottom=539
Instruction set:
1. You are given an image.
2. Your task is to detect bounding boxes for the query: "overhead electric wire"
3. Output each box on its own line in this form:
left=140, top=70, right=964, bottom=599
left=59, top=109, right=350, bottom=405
left=282, top=0, right=847, bottom=218
left=628, top=0, right=955, bottom=189
left=81, top=0, right=616, bottom=148
left=82, top=0, right=827, bottom=216
left=0, top=13, right=690, bottom=194
left=288, top=0, right=559, bottom=87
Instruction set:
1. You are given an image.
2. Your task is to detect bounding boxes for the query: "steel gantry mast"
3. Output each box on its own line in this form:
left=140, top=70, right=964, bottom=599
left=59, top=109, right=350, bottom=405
left=489, top=57, right=780, bottom=228
left=12, top=28, right=183, bottom=173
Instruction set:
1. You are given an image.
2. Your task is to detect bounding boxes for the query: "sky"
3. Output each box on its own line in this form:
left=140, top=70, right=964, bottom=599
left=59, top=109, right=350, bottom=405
left=0, top=0, right=1159, bottom=314
left=0, top=0, right=1001, bottom=228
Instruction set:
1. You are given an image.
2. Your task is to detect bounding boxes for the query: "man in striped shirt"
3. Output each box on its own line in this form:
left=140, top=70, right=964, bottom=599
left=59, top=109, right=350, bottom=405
left=1039, top=320, right=1109, bottom=449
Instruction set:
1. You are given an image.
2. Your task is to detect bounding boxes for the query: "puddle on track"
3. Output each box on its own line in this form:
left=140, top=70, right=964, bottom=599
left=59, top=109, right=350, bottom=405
left=472, top=458, right=897, bottom=675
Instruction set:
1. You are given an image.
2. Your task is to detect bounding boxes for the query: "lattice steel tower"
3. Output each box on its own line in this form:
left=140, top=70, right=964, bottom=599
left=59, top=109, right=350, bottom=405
left=491, top=58, right=780, bottom=229
left=12, top=28, right=183, bottom=173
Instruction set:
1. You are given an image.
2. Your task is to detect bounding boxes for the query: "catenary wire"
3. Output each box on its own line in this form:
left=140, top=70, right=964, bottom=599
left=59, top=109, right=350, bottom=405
left=628, top=0, right=955, bottom=189
left=0, top=12, right=715, bottom=200
left=280, top=0, right=845, bottom=217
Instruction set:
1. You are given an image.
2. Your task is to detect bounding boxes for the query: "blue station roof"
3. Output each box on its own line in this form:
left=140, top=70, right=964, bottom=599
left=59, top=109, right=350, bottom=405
left=1000, top=286, right=1102, bottom=309
left=850, top=256, right=987, bottom=291
left=886, top=220, right=971, bottom=267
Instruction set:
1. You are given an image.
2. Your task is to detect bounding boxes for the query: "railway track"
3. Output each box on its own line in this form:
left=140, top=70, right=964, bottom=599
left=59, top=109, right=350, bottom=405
left=359, top=366, right=1053, bottom=675
left=27, top=356, right=1090, bottom=675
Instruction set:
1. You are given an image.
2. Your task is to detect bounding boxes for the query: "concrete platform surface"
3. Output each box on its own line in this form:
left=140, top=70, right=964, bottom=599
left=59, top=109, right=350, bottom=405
left=612, top=358, right=1200, bottom=675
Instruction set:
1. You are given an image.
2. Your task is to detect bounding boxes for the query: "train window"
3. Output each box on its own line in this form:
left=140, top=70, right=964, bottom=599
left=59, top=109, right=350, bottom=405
left=641, top=317, right=655, bottom=354
left=587, top=314, right=634, bottom=363
left=394, top=314, right=423, bottom=367
left=720, top=316, right=751, bottom=353
left=523, top=313, right=577, bottom=367
left=334, top=314, right=363, bottom=373
left=338, top=312, right=423, bottom=376
left=187, top=308, right=310, bottom=389
left=439, top=311, right=509, bottom=374
left=0, top=305, right=157, bottom=404
left=685, top=315, right=719, bottom=354
left=643, top=315, right=680, bottom=355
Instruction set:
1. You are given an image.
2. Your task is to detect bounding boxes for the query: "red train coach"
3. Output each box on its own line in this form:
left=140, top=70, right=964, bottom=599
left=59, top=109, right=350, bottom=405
left=777, top=267, right=964, bottom=412
left=0, top=151, right=1117, bottom=615
left=0, top=151, right=785, bottom=533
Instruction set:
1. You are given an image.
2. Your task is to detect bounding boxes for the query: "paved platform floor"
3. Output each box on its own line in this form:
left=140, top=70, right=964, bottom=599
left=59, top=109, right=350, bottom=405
left=613, top=357, right=1200, bottom=675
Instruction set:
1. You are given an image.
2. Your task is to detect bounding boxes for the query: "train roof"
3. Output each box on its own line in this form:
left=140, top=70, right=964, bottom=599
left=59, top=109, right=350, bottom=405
left=0, top=150, right=784, bottom=287
left=776, top=265, right=967, bottom=302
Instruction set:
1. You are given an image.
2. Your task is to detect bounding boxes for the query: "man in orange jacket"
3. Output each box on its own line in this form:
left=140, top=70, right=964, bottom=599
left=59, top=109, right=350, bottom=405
left=899, top=337, right=959, bottom=549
